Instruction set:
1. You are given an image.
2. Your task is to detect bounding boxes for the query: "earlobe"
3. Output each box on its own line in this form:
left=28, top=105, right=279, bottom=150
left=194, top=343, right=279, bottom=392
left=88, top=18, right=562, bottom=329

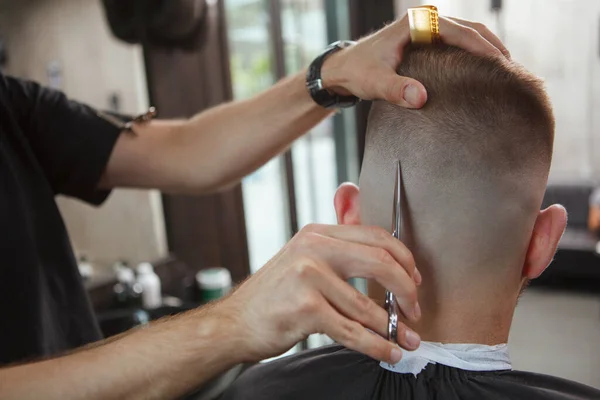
left=334, top=183, right=361, bottom=225
left=523, top=204, right=567, bottom=280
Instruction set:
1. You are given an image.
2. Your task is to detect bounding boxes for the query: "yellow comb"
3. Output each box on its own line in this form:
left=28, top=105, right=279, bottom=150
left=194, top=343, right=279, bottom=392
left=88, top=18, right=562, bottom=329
left=408, top=5, right=441, bottom=45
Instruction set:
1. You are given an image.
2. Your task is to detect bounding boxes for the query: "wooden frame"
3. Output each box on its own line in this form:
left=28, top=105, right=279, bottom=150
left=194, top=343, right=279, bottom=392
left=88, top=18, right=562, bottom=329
left=143, top=0, right=250, bottom=283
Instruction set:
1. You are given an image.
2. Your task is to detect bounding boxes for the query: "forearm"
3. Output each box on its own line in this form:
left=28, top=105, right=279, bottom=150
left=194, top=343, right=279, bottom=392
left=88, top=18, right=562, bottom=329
left=174, top=72, right=333, bottom=192
left=102, top=71, right=333, bottom=194
left=0, top=306, right=243, bottom=400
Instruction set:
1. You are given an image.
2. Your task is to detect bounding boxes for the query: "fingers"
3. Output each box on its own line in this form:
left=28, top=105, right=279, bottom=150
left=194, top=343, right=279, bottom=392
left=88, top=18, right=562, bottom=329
left=296, top=228, right=420, bottom=321
left=344, top=249, right=419, bottom=322
left=316, top=300, right=404, bottom=364
left=391, top=317, right=421, bottom=352
left=368, top=16, right=427, bottom=107
left=318, top=268, right=388, bottom=338
left=302, top=224, right=420, bottom=284
left=314, top=266, right=421, bottom=351
left=379, top=75, right=427, bottom=108
left=389, top=11, right=508, bottom=60
left=447, top=17, right=510, bottom=59
left=438, top=17, right=504, bottom=59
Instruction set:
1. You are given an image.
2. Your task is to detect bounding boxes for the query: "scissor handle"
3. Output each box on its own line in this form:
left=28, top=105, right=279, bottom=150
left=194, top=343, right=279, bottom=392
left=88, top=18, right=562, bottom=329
left=385, top=291, right=399, bottom=343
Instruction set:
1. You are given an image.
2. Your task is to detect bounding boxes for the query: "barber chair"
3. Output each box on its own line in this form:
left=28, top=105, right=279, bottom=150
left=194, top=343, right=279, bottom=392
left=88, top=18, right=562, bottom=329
left=537, top=183, right=600, bottom=289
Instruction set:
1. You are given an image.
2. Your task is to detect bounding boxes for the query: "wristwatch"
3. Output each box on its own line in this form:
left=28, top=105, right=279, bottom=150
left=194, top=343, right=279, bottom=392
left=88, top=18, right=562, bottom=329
left=306, top=40, right=361, bottom=109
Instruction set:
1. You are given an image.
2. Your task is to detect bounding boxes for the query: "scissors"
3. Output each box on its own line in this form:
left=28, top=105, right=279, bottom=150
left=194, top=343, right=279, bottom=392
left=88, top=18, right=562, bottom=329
left=385, top=161, right=402, bottom=344
left=96, top=107, right=157, bottom=133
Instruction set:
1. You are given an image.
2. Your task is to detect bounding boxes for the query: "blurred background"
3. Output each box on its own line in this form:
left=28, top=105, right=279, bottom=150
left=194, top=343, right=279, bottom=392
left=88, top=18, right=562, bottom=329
left=0, top=0, right=598, bottom=393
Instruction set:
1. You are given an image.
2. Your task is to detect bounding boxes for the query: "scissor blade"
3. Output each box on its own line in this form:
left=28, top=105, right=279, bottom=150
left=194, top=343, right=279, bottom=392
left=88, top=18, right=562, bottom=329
left=386, top=161, right=403, bottom=344
left=392, top=161, right=402, bottom=240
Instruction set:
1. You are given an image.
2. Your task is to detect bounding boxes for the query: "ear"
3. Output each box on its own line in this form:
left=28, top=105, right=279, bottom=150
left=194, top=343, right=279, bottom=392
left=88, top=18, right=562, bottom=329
left=522, top=204, right=568, bottom=280
left=334, top=183, right=361, bottom=225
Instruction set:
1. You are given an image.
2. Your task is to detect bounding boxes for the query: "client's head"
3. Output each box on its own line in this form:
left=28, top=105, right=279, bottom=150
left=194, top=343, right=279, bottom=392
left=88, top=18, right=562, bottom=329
left=333, top=46, right=567, bottom=343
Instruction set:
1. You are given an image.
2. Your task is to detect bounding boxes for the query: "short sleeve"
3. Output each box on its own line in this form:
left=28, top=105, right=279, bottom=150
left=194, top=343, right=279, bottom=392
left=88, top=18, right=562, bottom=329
left=2, top=73, right=122, bottom=205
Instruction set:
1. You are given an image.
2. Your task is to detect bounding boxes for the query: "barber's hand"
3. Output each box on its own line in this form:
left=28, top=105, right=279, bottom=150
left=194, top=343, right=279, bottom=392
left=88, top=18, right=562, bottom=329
left=321, top=13, right=510, bottom=108
left=219, top=224, right=422, bottom=365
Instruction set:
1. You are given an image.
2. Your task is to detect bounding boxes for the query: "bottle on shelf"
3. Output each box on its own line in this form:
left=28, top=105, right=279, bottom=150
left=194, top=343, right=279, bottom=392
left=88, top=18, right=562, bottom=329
left=77, top=256, right=94, bottom=281
left=136, top=262, right=162, bottom=309
left=196, top=267, right=232, bottom=304
left=112, top=261, right=143, bottom=309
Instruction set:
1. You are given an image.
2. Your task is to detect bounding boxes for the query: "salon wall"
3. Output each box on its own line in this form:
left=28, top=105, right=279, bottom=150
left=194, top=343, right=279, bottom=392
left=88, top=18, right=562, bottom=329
left=0, top=0, right=168, bottom=266
left=398, top=0, right=600, bottom=184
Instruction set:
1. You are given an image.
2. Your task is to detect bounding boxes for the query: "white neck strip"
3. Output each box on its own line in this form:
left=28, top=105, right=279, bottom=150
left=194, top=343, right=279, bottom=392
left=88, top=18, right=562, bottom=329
left=380, top=341, right=512, bottom=376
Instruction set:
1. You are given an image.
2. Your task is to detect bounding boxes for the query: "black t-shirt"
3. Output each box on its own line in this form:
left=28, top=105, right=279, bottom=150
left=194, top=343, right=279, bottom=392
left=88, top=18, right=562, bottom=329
left=221, top=344, right=600, bottom=400
left=0, top=72, right=121, bottom=364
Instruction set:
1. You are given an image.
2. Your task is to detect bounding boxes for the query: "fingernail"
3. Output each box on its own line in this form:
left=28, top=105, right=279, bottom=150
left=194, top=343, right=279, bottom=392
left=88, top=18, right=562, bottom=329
left=414, top=302, right=422, bottom=320
left=406, top=330, right=421, bottom=349
left=414, top=268, right=422, bottom=285
left=390, top=347, right=403, bottom=363
left=403, top=85, right=421, bottom=107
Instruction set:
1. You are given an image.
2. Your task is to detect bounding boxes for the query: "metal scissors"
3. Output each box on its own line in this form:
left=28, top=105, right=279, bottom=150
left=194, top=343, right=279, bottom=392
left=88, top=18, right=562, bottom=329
left=385, top=161, right=402, bottom=344
left=96, top=107, right=157, bottom=133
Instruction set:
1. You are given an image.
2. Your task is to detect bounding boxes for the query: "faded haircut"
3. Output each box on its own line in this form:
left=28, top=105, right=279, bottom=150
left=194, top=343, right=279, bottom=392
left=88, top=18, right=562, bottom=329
left=359, top=46, right=555, bottom=284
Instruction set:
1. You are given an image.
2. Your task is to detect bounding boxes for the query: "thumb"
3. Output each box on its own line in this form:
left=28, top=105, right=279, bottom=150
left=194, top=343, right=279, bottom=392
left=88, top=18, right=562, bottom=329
left=376, top=74, right=427, bottom=108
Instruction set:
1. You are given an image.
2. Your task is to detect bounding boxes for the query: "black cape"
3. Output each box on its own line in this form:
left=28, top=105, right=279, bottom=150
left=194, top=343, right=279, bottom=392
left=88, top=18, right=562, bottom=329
left=221, top=344, right=600, bottom=400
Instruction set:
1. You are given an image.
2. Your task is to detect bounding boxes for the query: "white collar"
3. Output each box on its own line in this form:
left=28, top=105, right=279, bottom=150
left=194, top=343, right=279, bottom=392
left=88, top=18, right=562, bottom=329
left=380, top=341, right=512, bottom=376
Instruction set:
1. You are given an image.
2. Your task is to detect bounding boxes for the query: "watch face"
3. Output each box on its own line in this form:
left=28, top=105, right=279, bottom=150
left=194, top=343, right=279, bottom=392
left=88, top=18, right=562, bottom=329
left=306, top=79, right=324, bottom=91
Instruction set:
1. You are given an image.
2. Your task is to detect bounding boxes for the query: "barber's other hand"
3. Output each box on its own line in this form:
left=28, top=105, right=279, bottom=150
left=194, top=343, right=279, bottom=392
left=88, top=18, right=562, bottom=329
left=218, top=224, right=422, bottom=365
left=321, top=13, right=510, bottom=108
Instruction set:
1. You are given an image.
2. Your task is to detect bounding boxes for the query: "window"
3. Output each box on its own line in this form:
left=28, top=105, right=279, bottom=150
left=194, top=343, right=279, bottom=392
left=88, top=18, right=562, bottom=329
left=225, top=0, right=291, bottom=274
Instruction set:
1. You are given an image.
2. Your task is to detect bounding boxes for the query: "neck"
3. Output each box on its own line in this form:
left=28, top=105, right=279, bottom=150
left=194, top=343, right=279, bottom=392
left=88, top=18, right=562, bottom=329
left=403, top=279, right=520, bottom=345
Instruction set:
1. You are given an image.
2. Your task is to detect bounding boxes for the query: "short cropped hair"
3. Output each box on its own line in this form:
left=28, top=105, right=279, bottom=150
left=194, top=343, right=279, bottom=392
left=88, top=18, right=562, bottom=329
left=360, top=46, right=555, bottom=277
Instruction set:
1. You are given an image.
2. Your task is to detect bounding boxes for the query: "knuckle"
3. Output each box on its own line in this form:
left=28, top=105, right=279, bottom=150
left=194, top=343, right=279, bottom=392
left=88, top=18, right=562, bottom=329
left=292, top=257, right=320, bottom=280
left=338, top=320, right=359, bottom=345
left=375, top=248, right=394, bottom=265
left=353, top=290, right=372, bottom=313
left=367, top=225, right=384, bottom=236
left=458, top=26, right=476, bottom=43
left=404, top=250, right=416, bottom=269
left=473, top=22, right=487, bottom=31
left=373, top=226, right=390, bottom=241
left=371, top=227, right=393, bottom=246
left=383, top=83, right=398, bottom=103
left=379, top=77, right=405, bottom=103
left=467, top=27, right=481, bottom=39
left=366, top=261, right=386, bottom=281
left=291, top=230, right=306, bottom=247
left=298, top=294, right=320, bottom=315
left=296, top=231, right=320, bottom=248
left=301, top=223, right=319, bottom=233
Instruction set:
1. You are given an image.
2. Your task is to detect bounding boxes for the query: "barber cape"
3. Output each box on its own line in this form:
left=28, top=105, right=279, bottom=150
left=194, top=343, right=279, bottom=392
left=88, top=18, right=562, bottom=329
left=221, top=343, right=600, bottom=400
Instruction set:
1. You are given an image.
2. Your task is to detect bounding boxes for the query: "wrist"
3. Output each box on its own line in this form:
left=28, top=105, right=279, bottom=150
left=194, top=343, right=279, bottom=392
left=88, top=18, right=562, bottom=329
left=202, top=300, right=256, bottom=363
left=190, top=302, right=248, bottom=366
left=306, top=41, right=359, bottom=108
left=306, top=40, right=360, bottom=109
left=320, top=49, right=353, bottom=97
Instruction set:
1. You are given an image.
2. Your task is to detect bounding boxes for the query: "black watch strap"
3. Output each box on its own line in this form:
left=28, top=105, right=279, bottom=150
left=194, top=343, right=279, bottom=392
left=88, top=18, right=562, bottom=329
left=306, top=40, right=360, bottom=109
